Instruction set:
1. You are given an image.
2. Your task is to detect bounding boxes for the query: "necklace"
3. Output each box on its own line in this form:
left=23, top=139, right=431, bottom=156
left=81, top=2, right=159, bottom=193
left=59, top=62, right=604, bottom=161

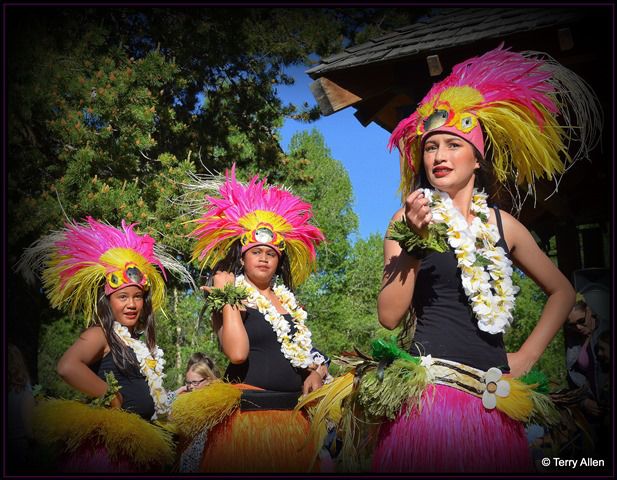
left=113, top=322, right=170, bottom=419
left=423, top=188, right=519, bottom=334
left=235, top=274, right=324, bottom=369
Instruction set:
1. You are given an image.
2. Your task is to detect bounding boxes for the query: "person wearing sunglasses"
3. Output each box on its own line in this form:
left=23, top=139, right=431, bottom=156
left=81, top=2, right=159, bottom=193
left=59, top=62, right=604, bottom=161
left=174, top=353, right=219, bottom=395
left=173, top=353, right=220, bottom=473
left=565, top=301, right=608, bottom=446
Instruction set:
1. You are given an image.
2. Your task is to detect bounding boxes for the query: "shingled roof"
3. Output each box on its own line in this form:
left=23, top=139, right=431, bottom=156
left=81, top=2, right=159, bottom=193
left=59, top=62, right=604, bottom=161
left=307, top=7, right=582, bottom=77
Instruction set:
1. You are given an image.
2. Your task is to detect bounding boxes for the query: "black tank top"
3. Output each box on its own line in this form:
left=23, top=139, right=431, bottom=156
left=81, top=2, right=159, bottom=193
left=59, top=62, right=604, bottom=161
left=92, top=351, right=155, bottom=420
left=225, top=307, right=307, bottom=392
left=409, top=207, right=510, bottom=372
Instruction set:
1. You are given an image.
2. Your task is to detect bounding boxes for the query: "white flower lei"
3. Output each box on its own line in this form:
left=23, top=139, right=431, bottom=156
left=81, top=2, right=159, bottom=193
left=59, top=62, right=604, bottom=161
left=423, top=188, right=519, bottom=334
left=235, top=274, right=324, bottom=369
left=113, top=322, right=170, bottom=419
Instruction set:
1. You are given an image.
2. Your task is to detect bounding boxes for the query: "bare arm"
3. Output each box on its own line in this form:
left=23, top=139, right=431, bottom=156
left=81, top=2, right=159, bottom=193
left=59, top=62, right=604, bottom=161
left=205, top=271, right=249, bottom=364
left=378, top=231, right=421, bottom=329
left=56, top=326, right=112, bottom=399
left=378, top=189, right=431, bottom=329
left=501, top=211, right=576, bottom=377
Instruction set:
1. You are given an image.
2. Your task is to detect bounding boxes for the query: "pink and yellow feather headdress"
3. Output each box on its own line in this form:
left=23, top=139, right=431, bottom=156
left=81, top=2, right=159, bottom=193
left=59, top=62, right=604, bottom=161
left=17, top=216, right=194, bottom=325
left=189, top=165, right=324, bottom=287
left=389, top=44, right=602, bottom=202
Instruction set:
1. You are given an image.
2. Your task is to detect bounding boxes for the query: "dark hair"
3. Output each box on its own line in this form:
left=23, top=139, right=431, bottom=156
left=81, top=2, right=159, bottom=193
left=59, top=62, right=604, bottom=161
left=188, top=351, right=211, bottom=368
left=212, top=240, right=295, bottom=291
left=95, top=285, right=156, bottom=375
left=274, top=250, right=294, bottom=291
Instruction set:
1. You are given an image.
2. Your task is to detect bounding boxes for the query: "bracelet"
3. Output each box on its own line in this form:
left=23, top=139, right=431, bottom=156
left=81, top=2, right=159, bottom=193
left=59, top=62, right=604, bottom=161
left=308, top=366, right=327, bottom=381
left=386, top=217, right=449, bottom=259
left=206, top=283, right=249, bottom=315
left=90, top=371, right=122, bottom=408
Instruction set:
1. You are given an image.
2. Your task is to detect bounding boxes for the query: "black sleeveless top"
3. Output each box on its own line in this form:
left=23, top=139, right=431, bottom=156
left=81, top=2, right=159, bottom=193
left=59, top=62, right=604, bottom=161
left=92, top=351, right=155, bottom=420
left=409, top=207, right=511, bottom=372
left=225, top=307, right=308, bottom=393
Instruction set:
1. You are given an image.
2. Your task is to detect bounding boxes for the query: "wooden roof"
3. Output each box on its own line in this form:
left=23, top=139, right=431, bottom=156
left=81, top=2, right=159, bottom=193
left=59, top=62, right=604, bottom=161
left=307, top=7, right=581, bottom=78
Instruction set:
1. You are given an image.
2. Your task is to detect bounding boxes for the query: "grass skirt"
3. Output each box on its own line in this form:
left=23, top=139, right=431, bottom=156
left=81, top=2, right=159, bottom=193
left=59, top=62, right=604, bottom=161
left=371, top=384, right=533, bottom=472
left=199, top=385, right=320, bottom=472
left=58, top=444, right=136, bottom=473
left=32, top=399, right=174, bottom=473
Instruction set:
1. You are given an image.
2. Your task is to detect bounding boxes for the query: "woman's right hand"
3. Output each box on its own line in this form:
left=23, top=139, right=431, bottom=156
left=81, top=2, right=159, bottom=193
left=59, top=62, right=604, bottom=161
left=404, top=189, right=432, bottom=237
left=201, top=270, right=235, bottom=294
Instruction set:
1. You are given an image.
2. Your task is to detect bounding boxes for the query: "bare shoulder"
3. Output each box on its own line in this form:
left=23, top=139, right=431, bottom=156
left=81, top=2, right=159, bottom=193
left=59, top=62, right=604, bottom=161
left=79, top=325, right=107, bottom=340
left=76, top=326, right=109, bottom=351
left=490, top=208, right=517, bottom=226
left=491, top=209, right=530, bottom=249
left=389, top=207, right=405, bottom=223
left=63, top=325, right=109, bottom=363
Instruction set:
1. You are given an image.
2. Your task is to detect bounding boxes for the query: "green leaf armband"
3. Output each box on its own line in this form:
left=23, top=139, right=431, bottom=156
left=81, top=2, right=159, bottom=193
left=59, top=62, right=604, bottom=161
left=386, top=217, right=449, bottom=259
left=206, top=283, right=249, bottom=315
left=90, top=371, right=122, bottom=408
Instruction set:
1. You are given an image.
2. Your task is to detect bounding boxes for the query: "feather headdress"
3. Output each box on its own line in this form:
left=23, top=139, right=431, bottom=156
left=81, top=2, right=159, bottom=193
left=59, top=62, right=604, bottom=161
left=189, top=165, right=324, bottom=287
left=17, top=216, right=195, bottom=325
left=389, top=44, right=602, bottom=203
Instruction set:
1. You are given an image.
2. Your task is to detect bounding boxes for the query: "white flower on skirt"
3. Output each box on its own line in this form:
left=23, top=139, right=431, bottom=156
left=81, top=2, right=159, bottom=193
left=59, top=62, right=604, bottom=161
left=482, top=367, right=511, bottom=409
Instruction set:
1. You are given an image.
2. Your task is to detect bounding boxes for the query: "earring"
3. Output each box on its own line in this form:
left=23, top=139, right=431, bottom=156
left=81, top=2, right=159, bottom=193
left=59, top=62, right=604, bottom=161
left=270, top=274, right=279, bottom=287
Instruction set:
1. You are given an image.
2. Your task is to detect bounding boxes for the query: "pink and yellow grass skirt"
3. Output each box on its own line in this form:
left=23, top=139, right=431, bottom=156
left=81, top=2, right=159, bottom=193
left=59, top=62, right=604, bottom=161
left=372, top=384, right=533, bottom=472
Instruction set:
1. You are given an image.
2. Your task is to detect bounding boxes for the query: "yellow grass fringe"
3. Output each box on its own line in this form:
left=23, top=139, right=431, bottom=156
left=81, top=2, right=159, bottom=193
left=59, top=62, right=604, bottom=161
left=170, top=380, right=242, bottom=438
left=33, top=398, right=174, bottom=468
left=495, top=377, right=535, bottom=422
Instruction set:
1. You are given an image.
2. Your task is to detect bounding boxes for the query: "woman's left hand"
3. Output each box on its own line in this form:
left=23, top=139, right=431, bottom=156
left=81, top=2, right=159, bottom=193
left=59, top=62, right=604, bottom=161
left=302, top=370, right=324, bottom=395
left=506, top=351, right=535, bottom=378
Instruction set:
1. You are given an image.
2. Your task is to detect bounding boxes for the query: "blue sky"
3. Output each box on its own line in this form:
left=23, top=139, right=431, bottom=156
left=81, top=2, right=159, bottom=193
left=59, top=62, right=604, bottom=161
left=276, top=65, right=402, bottom=241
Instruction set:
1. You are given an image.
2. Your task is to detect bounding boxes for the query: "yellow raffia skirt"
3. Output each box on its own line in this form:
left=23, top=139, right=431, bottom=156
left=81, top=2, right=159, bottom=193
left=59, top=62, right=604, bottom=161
left=33, top=398, right=174, bottom=472
left=171, top=381, right=319, bottom=472
left=201, top=407, right=318, bottom=472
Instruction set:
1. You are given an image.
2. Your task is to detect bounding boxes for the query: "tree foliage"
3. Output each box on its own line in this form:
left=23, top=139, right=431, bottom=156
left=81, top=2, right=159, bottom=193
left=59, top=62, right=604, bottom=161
left=7, top=7, right=559, bottom=396
left=505, top=270, right=567, bottom=388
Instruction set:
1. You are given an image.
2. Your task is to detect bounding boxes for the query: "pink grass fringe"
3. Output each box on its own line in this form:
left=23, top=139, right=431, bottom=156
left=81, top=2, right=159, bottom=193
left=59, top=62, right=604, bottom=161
left=58, top=444, right=138, bottom=473
left=57, top=216, right=165, bottom=283
left=372, top=384, right=533, bottom=473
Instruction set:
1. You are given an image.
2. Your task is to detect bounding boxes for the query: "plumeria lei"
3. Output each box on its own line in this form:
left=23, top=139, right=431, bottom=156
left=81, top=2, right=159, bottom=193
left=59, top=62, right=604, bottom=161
left=235, top=274, right=325, bottom=369
left=113, top=321, right=171, bottom=419
left=423, top=188, right=519, bottom=334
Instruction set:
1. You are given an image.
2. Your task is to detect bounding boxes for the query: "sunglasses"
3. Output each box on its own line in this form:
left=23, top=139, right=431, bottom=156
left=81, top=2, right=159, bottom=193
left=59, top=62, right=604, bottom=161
left=566, top=314, right=597, bottom=329
left=185, top=378, right=207, bottom=387
left=569, top=317, right=586, bottom=326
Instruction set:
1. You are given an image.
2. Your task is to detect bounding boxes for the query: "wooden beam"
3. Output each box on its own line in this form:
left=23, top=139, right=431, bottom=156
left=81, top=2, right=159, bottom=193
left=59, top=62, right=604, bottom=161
left=309, top=77, right=361, bottom=116
left=353, top=91, right=404, bottom=127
